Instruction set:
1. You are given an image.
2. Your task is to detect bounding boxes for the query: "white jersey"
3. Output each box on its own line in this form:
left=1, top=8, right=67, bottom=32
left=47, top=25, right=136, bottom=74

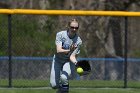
left=55, top=30, right=82, bottom=61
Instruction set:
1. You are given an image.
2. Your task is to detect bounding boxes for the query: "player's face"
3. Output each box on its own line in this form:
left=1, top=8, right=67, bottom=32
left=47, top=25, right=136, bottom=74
left=69, top=22, right=79, bottom=37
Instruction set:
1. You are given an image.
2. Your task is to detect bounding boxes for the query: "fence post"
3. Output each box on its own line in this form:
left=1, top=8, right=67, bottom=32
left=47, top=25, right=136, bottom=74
left=8, top=14, right=12, bottom=87
left=124, top=17, right=128, bottom=88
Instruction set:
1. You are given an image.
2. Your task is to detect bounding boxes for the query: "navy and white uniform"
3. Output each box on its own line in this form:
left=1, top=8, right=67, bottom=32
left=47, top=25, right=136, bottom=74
left=50, top=30, right=82, bottom=89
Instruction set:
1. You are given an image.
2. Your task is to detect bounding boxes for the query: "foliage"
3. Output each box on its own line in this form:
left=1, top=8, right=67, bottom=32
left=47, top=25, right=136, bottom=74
left=0, top=15, right=87, bottom=57
left=133, top=50, right=140, bottom=57
left=0, top=15, right=8, bottom=56
left=10, top=15, right=57, bottom=56
left=49, top=0, right=65, bottom=9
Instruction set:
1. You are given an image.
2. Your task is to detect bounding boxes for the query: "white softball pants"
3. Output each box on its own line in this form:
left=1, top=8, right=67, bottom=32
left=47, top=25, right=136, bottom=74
left=50, top=55, right=71, bottom=89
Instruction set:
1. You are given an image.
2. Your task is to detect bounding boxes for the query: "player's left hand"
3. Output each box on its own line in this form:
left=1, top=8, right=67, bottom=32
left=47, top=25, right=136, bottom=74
left=70, top=44, right=77, bottom=51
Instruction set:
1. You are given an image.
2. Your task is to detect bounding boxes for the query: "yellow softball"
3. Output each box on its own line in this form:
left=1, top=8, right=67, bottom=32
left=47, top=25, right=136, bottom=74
left=77, top=67, right=83, bottom=74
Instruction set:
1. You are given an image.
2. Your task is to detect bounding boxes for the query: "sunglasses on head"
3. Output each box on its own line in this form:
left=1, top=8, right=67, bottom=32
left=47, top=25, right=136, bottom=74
left=70, top=26, right=79, bottom=30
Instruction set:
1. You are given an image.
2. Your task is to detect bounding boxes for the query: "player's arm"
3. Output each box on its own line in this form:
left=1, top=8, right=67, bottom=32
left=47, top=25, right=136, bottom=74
left=56, top=44, right=70, bottom=53
left=69, top=41, right=82, bottom=64
left=69, top=53, right=77, bottom=65
left=69, top=45, right=80, bottom=64
left=55, top=32, right=70, bottom=54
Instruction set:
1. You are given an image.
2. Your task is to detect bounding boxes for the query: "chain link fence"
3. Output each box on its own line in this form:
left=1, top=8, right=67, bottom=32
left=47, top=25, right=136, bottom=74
left=0, top=14, right=140, bottom=88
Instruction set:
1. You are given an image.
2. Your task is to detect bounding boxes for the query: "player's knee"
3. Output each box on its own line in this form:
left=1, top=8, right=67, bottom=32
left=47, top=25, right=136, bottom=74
left=50, top=83, right=56, bottom=89
left=60, top=74, right=68, bottom=85
left=50, top=82, right=59, bottom=89
left=51, top=86, right=57, bottom=89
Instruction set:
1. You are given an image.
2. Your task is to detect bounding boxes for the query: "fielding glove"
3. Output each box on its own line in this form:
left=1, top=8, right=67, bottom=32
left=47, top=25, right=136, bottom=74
left=75, top=60, right=91, bottom=75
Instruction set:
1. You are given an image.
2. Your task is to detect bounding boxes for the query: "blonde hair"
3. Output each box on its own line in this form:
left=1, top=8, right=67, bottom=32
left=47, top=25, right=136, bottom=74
left=67, top=18, right=79, bottom=28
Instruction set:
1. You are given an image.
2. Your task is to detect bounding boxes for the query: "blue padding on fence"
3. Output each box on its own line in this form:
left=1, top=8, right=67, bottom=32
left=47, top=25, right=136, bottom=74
left=0, top=56, right=140, bottom=62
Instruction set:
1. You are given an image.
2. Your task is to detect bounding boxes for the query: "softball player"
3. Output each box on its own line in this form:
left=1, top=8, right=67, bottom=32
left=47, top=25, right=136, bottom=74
left=50, top=19, right=82, bottom=93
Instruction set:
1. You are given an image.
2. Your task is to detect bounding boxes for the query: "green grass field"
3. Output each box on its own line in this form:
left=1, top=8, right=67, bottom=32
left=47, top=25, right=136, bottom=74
left=0, top=88, right=140, bottom=93
left=0, top=79, right=140, bottom=88
left=0, top=79, right=140, bottom=93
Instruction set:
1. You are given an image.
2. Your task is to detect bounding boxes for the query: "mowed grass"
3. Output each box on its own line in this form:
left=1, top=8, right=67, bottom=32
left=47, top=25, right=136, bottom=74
left=0, top=88, right=140, bottom=93
left=0, top=79, right=140, bottom=93
left=0, top=79, right=140, bottom=88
